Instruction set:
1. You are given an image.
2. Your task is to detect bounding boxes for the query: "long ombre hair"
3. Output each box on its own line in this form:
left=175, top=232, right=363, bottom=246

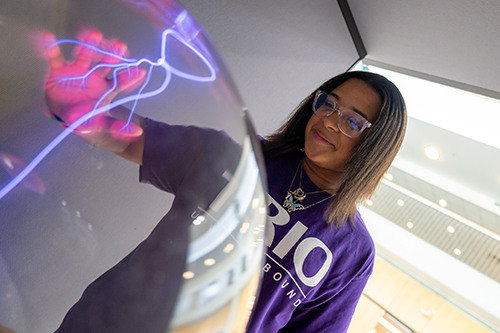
left=264, top=71, right=407, bottom=228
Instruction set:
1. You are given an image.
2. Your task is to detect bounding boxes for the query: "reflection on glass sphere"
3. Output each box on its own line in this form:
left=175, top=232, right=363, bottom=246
left=0, top=0, right=266, bottom=332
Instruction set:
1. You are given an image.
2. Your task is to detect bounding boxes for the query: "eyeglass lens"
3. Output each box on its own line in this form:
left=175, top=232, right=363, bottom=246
left=313, top=91, right=367, bottom=138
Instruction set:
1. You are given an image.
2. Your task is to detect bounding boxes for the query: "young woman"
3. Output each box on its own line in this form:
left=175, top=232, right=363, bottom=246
left=44, top=31, right=406, bottom=332
left=246, top=72, right=406, bottom=332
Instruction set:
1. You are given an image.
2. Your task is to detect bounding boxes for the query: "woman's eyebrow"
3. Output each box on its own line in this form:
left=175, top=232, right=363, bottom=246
left=328, top=92, right=369, bottom=120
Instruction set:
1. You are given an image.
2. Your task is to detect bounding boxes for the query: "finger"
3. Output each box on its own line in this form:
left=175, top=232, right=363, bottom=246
left=96, top=40, right=129, bottom=78
left=42, top=32, right=64, bottom=69
left=104, top=39, right=130, bottom=59
left=75, top=30, right=103, bottom=69
left=115, top=66, right=147, bottom=93
left=74, top=114, right=106, bottom=134
left=110, top=119, right=143, bottom=139
left=71, top=28, right=92, bottom=61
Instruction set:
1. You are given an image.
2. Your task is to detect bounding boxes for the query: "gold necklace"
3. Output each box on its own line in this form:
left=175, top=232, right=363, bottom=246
left=283, top=162, right=334, bottom=213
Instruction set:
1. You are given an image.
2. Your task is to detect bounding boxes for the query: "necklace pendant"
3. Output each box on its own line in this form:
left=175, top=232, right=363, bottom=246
left=283, top=191, right=305, bottom=212
left=292, top=188, right=306, bottom=201
left=284, top=162, right=333, bottom=213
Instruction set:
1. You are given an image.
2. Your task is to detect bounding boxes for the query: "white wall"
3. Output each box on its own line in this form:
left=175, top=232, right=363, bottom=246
left=181, top=0, right=358, bottom=135
left=349, top=0, right=500, bottom=95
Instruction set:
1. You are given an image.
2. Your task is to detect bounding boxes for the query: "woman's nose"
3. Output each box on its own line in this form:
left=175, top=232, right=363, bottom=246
left=323, top=110, right=341, bottom=132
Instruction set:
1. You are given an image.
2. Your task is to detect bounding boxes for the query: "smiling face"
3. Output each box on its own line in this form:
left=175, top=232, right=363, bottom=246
left=303, top=78, right=382, bottom=190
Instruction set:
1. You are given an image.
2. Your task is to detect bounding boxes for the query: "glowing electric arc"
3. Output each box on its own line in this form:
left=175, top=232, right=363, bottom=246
left=0, top=28, right=216, bottom=200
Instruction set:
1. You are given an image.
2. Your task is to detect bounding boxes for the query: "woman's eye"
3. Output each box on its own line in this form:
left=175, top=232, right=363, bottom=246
left=346, top=117, right=362, bottom=131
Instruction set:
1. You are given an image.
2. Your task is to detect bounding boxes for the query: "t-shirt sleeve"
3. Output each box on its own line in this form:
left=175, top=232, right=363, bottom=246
left=278, top=273, right=372, bottom=333
left=55, top=120, right=242, bottom=332
left=139, top=118, right=241, bottom=196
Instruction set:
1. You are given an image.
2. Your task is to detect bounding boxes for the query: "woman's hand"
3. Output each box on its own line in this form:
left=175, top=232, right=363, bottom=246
left=43, top=30, right=147, bottom=157
left=43, top=29, right=146, bottom=135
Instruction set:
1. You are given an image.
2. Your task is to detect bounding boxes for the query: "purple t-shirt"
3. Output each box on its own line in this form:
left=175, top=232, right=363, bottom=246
left=245, top=152, right=375, bottom=333
left=142, top=121, right=375, bottom=333
left=80, top=119, right=375, bottom=333
left=57, top=119, right=374, bottom=333
left=140, top=120, right=374, bottom=332
left=141, top=120, right=375, bottom=333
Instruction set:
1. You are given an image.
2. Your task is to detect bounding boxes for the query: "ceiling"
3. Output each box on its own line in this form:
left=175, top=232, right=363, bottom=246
left=347, top=0, right=500, bottom=235
left=348, top=0, right=500, bottom=97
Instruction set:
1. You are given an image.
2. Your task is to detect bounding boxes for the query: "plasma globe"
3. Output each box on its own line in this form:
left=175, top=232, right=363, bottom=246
left=0, top=28, right=216, bottom=200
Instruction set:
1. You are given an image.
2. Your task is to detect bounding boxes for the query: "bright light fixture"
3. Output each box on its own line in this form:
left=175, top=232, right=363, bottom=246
left=407, top=222, right=414, bottom=229
left=447, top=226, right=455, bottom=233
left=352, top=62, right=500, bottom=150
left=397, top=199, right=405, bottom=206
left=204, top=258, right=216, bottom=266
left=439, top=199, right=447, bottom=207
left=183, top=271, right=194, bottom=279
left=252, top=197, right=260, bottom=209
left=385, top=173, right=394, bottom=181
left=454, top=248, right=462, bottom=255
left=424, top=146, right=440, bottom=160
left=240, top=222, right=250, bottom=234
left=192, top=215, right=205, bottom=226
left=378, top=317, right=403, bottom=333
left=366, top=199, right=373, bottom=206
left=223, top=243, right=235, bottom=253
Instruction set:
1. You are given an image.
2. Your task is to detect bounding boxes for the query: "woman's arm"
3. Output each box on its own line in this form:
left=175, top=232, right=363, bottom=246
left=43, top=30, right=147, bottom=164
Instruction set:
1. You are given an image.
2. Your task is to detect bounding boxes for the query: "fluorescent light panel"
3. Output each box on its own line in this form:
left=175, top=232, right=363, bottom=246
left=353, top=63, right=500, bottom=150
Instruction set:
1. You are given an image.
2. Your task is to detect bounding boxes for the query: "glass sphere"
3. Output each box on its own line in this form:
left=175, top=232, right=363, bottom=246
left=0, top=1, right=266, bottom=332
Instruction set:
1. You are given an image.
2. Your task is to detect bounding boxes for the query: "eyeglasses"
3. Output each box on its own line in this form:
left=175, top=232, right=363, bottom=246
left=312, top=90, right=372, bottom=138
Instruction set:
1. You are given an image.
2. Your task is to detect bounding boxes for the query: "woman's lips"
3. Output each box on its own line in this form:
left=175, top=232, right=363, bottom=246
left=313, top=129, right=334, bottom=146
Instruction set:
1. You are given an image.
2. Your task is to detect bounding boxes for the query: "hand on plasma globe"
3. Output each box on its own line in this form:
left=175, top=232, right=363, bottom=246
left=43, top=30, right=146, bottom=137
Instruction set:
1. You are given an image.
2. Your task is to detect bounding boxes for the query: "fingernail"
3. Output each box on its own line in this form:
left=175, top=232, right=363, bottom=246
left=43, top=36, right=56, bottom=49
